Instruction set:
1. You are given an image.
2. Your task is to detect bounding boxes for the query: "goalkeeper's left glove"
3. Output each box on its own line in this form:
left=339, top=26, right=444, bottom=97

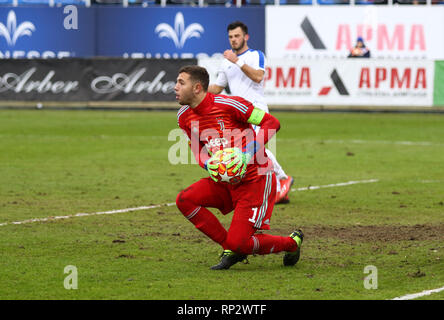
left=222, top=147, right=253, bottom=177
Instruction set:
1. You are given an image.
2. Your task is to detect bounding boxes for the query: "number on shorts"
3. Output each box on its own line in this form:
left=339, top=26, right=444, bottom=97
left=248, top=207, right=258, bottom=223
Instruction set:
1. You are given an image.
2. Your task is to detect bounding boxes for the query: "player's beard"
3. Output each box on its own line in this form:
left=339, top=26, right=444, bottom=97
left=177, top=95, right=190, bottom=106
left=176, top=90, right=194, bottom=106
left=231, top=39, right=246, bottom=53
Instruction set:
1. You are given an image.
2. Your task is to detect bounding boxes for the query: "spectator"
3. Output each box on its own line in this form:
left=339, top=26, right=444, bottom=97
left=348, top=36, right=370, bottom=58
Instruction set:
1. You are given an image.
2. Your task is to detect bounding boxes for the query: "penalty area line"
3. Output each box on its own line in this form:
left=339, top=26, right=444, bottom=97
left=292, top=178, right=379, bottom=192
left=0, top=178, right=379, bottom=228
left=0, top=203, right=176, bottom=227
left=391, top=286, right=444, bottom=300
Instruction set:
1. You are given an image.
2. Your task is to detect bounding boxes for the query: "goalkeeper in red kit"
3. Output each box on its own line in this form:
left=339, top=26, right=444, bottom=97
left=174, top=65, right=303, bottom=270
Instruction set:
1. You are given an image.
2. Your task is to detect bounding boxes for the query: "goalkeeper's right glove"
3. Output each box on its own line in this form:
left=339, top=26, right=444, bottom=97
left=222, top=147, right=252, bottom=178
left=205, top=150, right=223, bottom=182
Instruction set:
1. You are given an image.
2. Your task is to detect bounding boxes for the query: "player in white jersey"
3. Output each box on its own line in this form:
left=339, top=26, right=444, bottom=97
left=208, top=21, right=293, bottom=204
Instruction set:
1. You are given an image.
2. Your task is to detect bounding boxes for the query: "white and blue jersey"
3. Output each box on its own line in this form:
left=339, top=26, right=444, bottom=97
left=214, top=49, right=268, bottom=112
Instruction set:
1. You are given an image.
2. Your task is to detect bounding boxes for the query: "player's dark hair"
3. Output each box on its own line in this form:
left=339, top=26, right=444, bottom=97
left=227, top=21, right=248, bottom=35
left=178, top=65, right=209, bottom=92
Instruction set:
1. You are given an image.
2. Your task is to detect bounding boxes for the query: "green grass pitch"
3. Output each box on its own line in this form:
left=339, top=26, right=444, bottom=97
left=0, top=109, right=443, bottom=300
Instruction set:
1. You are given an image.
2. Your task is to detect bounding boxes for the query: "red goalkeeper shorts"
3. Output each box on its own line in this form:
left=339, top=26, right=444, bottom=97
left=183, top=171, right=276, bottom=230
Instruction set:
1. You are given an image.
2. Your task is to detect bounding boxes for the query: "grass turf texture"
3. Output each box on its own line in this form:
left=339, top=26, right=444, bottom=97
left=0, top=110, right=443, bottom=300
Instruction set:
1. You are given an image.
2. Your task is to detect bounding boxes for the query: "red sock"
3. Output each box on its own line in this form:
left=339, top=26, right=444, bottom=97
left=182, top=206, right=227, bottom=245
left=252, top=234, right=297, bottom=255
left=224, top=220, right=297, bottom=255
left=176, top=185, right=229, bottom=246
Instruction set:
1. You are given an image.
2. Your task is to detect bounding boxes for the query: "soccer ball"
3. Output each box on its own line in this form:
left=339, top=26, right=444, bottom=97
left=215, top=149, right=243, bottom=184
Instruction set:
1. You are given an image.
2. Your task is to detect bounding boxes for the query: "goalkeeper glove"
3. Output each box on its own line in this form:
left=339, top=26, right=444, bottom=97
left=205, top=150, right=223, bottom=182
left=222, top=147, right=252, bottom=177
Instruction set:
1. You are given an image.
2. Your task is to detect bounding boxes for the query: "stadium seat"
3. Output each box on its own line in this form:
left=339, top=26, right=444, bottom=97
left=395, top=0, right=430, bottom=3
left=316, top=0, right=349, bottom=4
left=245, top=0, right=312, bottom=4
left=93, top=0, right=119, bottom=4
left=16, top=0, right=89, bottom=5
left=285, top=0, right=312, bottom=4
left=244, top=0, right=273, bottom=4
left=207, top=0, right=235, bottom=5
left=168, top=0, right=198, bottom=4
left=93, top=0, right=156, bottom=5
left=355, top=0, right=388, bottom=4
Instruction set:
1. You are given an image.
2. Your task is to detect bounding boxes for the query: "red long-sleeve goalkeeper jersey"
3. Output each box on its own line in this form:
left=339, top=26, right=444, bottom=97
left=177, top=92, right=279, bottom=183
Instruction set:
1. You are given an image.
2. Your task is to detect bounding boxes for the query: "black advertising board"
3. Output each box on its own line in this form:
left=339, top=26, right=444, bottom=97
left=0, top=58, right=196, bottom=103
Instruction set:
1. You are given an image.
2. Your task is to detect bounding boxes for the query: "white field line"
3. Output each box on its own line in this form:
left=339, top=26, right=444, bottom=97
left=324, top=139, right=441, bottom=147
left=278, top=138, right=444, bottom=147
left=1, top=177, right=440, bottom=300
left=292, top=179, right=379, bottom=192
left=391, top=286, right=444, bottom=300
left=419, top=180, right=444, bottom=184
left=0, top=203, right=176, bottom=227
left=0, top=179, right=378, bottom=228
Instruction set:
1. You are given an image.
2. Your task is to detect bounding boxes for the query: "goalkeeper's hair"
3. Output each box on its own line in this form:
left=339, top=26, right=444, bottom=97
left=179, top=65, right=209, bottom=92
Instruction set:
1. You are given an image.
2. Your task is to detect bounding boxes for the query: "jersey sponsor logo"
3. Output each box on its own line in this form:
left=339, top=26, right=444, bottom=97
left=204, top=136, right=228, bottom=149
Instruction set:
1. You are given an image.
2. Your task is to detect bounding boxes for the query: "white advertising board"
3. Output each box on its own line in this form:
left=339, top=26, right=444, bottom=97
left=263, top=59, right=434, bottom=106
left=266, top=6, right=444, bottom=60
left=199, top=57, right=435, bottom=107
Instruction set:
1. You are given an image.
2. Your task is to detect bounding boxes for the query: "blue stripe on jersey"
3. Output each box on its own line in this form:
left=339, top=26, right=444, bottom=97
left=237, top=48, right=253, bottom=57
left=214, top=99, right=247, bottom=114
left=236, top=49, right=265, bottom=69
left=257, top=50, right=265, bottom=69
left=177, top=105, right=189, bottom=123
left=223, top=97, right=249, bottom=112
left=214, top=97, right=248, bottom=113
left=214, top=96, right=248, bottom=110
left=214, top=100, right=247, bottom=114
left=214, top=99, right=247, bottom=115
left=255, top=171, right=272, bottom=229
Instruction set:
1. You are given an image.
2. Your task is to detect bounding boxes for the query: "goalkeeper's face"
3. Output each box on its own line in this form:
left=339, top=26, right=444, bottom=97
left=175, top=72, right=196, bottom=105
